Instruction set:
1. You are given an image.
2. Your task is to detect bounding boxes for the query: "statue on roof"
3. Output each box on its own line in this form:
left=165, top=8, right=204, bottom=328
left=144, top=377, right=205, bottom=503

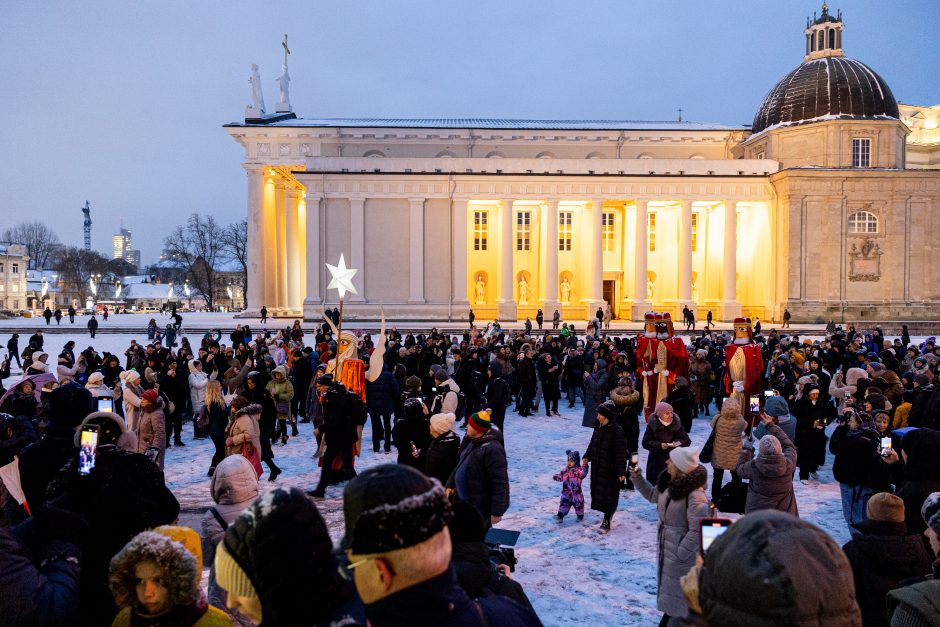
left=247, top=63, right=266, bottom=118
left=276, top=34, right=292, bottom=113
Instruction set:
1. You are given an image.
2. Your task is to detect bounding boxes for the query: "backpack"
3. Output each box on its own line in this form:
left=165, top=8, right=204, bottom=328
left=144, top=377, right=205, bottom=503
left=454, top=391, right=468, bottom=421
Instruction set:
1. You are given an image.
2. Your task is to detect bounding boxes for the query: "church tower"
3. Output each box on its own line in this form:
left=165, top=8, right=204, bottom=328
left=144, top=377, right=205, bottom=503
left=804, top=3, right=844, bottom=61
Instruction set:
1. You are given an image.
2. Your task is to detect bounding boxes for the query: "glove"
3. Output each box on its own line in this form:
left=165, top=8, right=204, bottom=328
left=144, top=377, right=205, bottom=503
left=661, top=369, right=670, bottom=377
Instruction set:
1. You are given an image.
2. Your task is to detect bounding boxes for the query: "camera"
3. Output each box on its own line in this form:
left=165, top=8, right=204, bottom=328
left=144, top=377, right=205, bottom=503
left=484, top=527, right=520, bottom=573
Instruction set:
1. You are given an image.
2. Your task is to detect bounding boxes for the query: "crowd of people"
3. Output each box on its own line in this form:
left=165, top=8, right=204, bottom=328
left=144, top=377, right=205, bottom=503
left=0, top=311, right=938, bottom=626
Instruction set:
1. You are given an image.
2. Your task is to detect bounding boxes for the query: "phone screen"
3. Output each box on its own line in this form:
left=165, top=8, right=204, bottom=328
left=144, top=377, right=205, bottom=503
left=97, top=398, right=113, bottom=413
left=701, top=518, right=732, bottom=555
left=880, top=437, right=893, bottom=454
left=78, top=425, right=99, bottom=475
left=749, top=395, right=760, bottom=413
left=144, top=447, right=160, bottom=463
left=763, top=390, right=775, bottom=398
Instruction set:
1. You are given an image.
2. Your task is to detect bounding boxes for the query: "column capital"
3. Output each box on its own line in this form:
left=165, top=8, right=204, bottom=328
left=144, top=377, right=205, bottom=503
left=541, top=198, right=560, bottom=209
left=348, top=197, right=366, bottom=208
left=408, top=197, right=426, bottom=206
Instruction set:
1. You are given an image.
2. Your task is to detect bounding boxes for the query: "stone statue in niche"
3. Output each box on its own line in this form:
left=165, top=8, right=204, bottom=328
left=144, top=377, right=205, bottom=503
left=247, top=64, right=266, bottom=117
left=518, top=276, right=529, bottom=305
left=475, top=275, right=486, bottom=304
left=560, top=277, right=571, bottom=305
left=849, top=238, right=883, bottom=282
left=647, top=278, right=655, bottom=301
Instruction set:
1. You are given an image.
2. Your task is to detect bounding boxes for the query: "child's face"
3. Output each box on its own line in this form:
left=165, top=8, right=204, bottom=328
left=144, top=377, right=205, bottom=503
left=135, top=561, right=169, bottom=615
left=567, top=459, right=575, bottom=468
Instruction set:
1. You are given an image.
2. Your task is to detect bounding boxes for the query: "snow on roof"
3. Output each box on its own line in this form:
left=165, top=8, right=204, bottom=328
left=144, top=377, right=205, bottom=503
left=120, top=275, right=152, bottom=285
left=230, top=117, right=742, bottom=132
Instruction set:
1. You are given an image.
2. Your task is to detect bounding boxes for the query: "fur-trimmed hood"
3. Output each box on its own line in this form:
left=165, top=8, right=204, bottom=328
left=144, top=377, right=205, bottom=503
left=234, top=403, right=262, bottom=419
left=109, top=530, right=199, bottom=613
left=657, top=465, right=708, bottom=500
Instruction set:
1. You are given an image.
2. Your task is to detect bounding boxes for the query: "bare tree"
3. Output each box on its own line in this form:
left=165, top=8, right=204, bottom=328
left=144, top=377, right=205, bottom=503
left=50, top=246, right=109, bottom=305
left=221, top=218, right=248, bottom=307
left=1, top=221, right=61, bottom=270
left=163, top=214, right=225, bottom=310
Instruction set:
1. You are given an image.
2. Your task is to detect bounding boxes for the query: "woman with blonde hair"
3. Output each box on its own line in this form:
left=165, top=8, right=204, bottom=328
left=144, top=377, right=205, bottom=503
left=201, top=380, right=229, bottom=477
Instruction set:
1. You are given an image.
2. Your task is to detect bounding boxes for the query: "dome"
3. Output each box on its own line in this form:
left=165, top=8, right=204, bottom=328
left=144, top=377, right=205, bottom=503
left=751, top=56, right=899, bottom=134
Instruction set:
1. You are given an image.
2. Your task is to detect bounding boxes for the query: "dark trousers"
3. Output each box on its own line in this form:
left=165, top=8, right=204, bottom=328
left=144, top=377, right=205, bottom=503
left=209, top=435, right=226, bottom=471
left=315, top=443, right=354, bottom=492
left=369, top=411, right=392, bottom=452
left=89, top=329, right=96, bottom=338
left=9, top=352, right=21, bottom=368
left=712, top=468, right=739, bottom=498
left=567, top=383, right=584, bottom=406
left=165, top=411, right=182, bottom=445
left=275, top=418, right=289, bottom=440
left=519, top=388, right=534, bottom=416
left=544, top=398, right=558, bottom=414
left=69, top=315, right=75, bottom=323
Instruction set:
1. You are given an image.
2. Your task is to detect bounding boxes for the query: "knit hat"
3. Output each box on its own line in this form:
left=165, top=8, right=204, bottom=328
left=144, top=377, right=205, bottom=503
left=921, top=492, right=940, bottom=532
left=566, top=449, right=581, bottom=466
left=468, top=410, right=492, bottom=432
left=49, top=382, right=93, bottom=428
left=141, top=389, right=159, bottom=403
left=429, top=412, right=456, bottom=435
left=343, top=464, right=452, bottom=554
left=758, top=434, right=782, bottom=457
left=403, top=397, right=425, bottom=419
left=86, top=371, right=104, bottom=386
left=121, top=370, right=140, bottom=383
left=215, top=540, right=257, bottom=601
left=405, top=375, right=422, bottom=391
left=654, top=401, right=674, bottom=417
left=764, top=395, right=789, bottom=418
left=433, top=369, right=449, bottom=383
left=670, top=446, right=699, bottom=474
left=866, top=493, right=905, bottom=524
left=153, top=525, right=203, bottom=583
left=74, top=411, right=138, bottom=451
left=597, top=400, right=618, bottom=420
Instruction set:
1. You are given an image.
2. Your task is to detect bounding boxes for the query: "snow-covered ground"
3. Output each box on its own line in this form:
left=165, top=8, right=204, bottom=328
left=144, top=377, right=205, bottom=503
left=0, top=324, right=869, bottom=626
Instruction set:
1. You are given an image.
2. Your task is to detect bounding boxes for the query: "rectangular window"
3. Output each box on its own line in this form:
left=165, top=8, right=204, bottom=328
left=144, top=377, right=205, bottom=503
left=756, top=151, right=765, bottom=160
left=473, top=210, right=488, bottom=251
left=602, top=212, right=615, bottom=252
left=515, top=211, right=530, bottom=251
left=558, top=211, right=572, bottom=251
left=0, top=262, right=4, bottom=272
left=648, top=212, right=657, bottom=252
left=11, top=263, right=18, bottom=274
left=691, top=213, right=699, bottom=253
left=852, top=138, right=871, bottom=167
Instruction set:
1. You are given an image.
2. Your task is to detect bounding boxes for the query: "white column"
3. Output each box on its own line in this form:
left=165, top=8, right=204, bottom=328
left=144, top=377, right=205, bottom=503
left=543, top=199, right=560, bottom=313
left=631, top=198, right=652, bottom=319
left=274, top=181, right=288, bottom=312
left=408, top=198, right=425, bottom=303
left=285, top=187, right=300, bottom=314
left=452, top=199, right=469, bottom=305
left=678, top=200, right=693, bottom=305
left=586, top=199, right=604, bottom=306
left=349, top=197, right=366, bottom=302
left=262, top=175, right=278, bottom=312
left=304, top=195, right=322, bottom=311
left=244, top=166, right=264, bottom=314
left=497, top=199, right=517, bottom=320
left=721, top=200, right=742, bottom=320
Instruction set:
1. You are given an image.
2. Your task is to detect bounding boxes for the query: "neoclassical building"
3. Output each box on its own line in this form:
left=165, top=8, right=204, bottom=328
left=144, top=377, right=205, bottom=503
left=225, top=5, right=939, bottom=322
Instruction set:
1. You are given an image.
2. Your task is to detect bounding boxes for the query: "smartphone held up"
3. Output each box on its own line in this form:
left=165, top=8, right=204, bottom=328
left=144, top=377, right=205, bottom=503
left=78, top=424, right=99, bottom=476
left=700, top=518, right=732, bottom=557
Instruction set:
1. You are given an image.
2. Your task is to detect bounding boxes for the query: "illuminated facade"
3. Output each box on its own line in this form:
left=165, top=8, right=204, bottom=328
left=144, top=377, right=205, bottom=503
left=225, top=5, right=939, bottom=322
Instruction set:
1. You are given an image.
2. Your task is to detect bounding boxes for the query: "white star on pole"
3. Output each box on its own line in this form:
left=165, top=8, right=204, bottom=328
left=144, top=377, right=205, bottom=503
left=326, top=253, right=358, bottom=299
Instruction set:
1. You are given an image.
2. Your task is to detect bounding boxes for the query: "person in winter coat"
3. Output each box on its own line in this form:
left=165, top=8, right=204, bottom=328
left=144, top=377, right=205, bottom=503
left=829, top=410, right=894, bottom=534
left=754, top=394, right=797, bottom=443
left=425, top=411, right=460, bottom=485
left=514, top=351, right=537, bottom=417
left=642, top=401, right=692, bottom=483
left=266, top=365, right=294, bottom=445
left=201, top=455, right=259, bottom=626
left=554, top=449, right=587, bottom=522
left=136, top=389, right=167, bottom=469
left=689, top=350, right=713, bottom=417
left=842, top=493, right=931, bottom=627
left=486, top=360, right=512, bottom=431
left=580, top=358, right=608, bottom=428
left=736, top=412, right=799, bottom=516
left=309, top=376, right=362, bottom=497
left=56, top=352, right=85, bottom=385
left=366, top=366, right=399, bottom=453
left=895, top=428, right=940, bottom=544
left=224, top=396, right=262, bottom=462
left=85, top=370, right=113, bottom=399
left=709, top=397, right=746, bottom=498
left=664, top=376, right=696, bottom=434
left=630, top=445, right=710, bottom=623
left=242, top=373, right=281, bottom=481
left=200, top=381, right=230, bottom=476
left=447, top=410, right=510, bottom=528
left=215, top=487, right=365, bottom=626
left=792, top=383, right=832, bottom=482
left=189, top=360, right=210, bottom=438
left=0, top=378, right=38, bottom=420
left=681, top=510, right=862, bottom=626
left=537, top=352, right=562, bottom=416
left=108, top=530, right=232, bottom=626
left=391, top=397, right=431, bottom=471
left=121, top=370, right=145, bottom=431
left=0, top=412, right=37, bottom=467
left=610, top=374, right=643, bottom=459
left=448, top=499, right=536, bottom=612
left=583, top=401, right=628, bottom=530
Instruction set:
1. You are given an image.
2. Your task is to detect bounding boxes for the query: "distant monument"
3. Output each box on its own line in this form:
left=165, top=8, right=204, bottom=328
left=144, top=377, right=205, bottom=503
left=247, top=63, right=266, bottom=118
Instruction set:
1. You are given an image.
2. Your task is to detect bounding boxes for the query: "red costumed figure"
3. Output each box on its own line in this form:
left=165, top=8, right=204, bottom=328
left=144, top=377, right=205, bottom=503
left=638, top=312, right=690, bottom=421
left=723, top=317, right=764, bottom=426
left=636, top=312, right=660, bottom=421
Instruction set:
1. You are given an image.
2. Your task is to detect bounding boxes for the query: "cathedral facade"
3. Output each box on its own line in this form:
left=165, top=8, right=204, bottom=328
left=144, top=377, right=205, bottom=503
left=225, top=6, right=939, bottom=322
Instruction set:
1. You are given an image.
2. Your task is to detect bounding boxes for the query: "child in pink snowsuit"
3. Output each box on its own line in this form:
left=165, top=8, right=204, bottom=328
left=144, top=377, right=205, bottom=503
left=554, top=449, right=587, bottom=521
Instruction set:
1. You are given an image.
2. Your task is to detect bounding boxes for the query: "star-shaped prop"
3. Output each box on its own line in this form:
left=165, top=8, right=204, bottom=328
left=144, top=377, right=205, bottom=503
left=326, top=253, right=358, bottom=300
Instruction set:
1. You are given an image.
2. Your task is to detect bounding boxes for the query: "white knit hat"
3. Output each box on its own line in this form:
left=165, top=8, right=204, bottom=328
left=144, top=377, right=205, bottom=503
left=669, top=446, right=700, bottom=474
left=430, top=412, right=456, bottom=435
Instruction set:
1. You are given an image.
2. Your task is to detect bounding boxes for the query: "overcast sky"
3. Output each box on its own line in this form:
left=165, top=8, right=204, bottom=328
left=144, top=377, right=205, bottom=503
left=2, top=0, right=938, bottom=266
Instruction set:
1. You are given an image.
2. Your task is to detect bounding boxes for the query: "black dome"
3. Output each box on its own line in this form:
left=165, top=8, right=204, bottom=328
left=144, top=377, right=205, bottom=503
left=751, top=56, right=899, bottom=134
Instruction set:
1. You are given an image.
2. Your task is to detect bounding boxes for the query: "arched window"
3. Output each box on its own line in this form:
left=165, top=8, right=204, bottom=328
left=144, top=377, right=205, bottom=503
left=828, top=29, right=835, bottom=48
left=485, top=151, right=505, bottom=159
left=817, top=31, right=825, bottom=50
left=536, top=151, right=555, bottom=159
left=848, top=211, right=878, bottom=234
left=436, top=150, right=456, bottom=158
left=363, top=150, right=385, bottom=158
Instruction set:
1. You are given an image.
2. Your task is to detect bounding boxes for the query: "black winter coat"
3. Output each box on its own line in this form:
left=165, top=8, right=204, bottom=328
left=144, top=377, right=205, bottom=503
left=320, top=384, right=362, bottom=447
left=485, top=377, right=511, bottom=428
left=17, top=424, right=76, bottom=510
left=391, top=417, right=431, bottom=471
left=366, top=368, right=399, bottom=415
left=829, top=426, right=893, bottom=492
left=536, top=357, right=561, bottom=402
left=425, top=430, right=460, bottom=485
left=585, top=420, right=628, bottom=514
left=0, top=414, right=38, bottom=467
left=793, top=396, right=831, bottom=469
left=641, top=417, right=691, bottom=483
left=448, top=432, right=510, bottom=521
left=516, top=358, right=536, bottom=393
left=452, top=542, right=535, bottom=611
left=842, top=520, right=932, bottom=627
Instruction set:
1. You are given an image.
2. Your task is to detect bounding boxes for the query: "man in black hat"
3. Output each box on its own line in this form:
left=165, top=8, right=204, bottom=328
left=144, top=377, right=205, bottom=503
left=343, top=464, right=542, bottom=626
left=308, top=374, right=361, bottom=497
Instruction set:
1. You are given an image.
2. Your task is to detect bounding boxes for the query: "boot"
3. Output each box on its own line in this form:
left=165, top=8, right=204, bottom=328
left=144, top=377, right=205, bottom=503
left=600, top=518, right=610, bottom=531
left=174, top=438, right=185, bottom=447
left=268, top=464, right=282, bottom=482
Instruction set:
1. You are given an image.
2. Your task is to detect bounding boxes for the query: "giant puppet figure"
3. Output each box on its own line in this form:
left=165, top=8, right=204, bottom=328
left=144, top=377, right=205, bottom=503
left=637, top=312, right=690, bottom=420
left=723, top=317, right=764, bottom=424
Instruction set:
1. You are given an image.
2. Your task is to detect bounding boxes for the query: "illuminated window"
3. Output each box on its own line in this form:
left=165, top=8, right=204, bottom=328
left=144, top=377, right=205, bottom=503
left=602, top=212, right=615, bottom=252
left=516, top=211, right=530, bottom=251
left=648, top=212, right=656, bottom=252
left=559, top=211, right=573, bottom=251
left=0, top=284, right=4, bottom=292
left=473, top=211, right=488, bottom=251
left=848, top=211, right=878, bottom=234
left=852, top=138, right=871, bottom=167
left=691, top=213, right=699, bottom=253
